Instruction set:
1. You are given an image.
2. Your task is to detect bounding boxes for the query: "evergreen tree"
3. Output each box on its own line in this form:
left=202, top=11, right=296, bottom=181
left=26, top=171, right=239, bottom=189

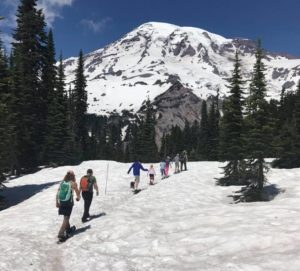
left=137, top=99, right=158, bottom=162
left=183, top=120, right=192, bottom=153
left=188, top=121, right=200, bottom=160
left=273, top=81, right=300, bottom=168
left=124, top=122, right=138, bottom=162
left=73, top=49, right=88, bottom=160
left=198, top=100, right=210, bottom=160
left=207, top=99, right=219, bottom=160
left=0, top=36, right=13, bottom=183
left=42, top=29, right=57, bottom=162
left=44, top=47, right=76, bottom=165
left=217, top=51, right=245, bottom=186
left=244, top=40, right=271, bottom=198
left=11, top=0, right=47, bottom=171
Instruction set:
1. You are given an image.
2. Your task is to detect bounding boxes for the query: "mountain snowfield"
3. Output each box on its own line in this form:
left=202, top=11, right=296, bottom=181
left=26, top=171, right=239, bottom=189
left=1, top=161, right=300, bottom=270
left=64, top=22, right=300, bottom=115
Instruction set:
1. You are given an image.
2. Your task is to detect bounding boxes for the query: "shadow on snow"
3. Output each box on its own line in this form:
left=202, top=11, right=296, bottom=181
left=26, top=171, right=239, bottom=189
left=0, top=181, right=60, bottom=211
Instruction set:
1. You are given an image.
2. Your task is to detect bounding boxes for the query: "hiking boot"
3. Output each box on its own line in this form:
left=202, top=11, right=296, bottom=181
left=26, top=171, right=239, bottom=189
left=66, top=225, right=76, bottom=235
left=58, top=234, right=67, bottom=242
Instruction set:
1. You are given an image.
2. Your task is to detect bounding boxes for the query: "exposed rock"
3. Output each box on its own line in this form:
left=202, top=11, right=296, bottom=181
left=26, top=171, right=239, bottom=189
left=181, top=45, right=196, bottom=57
left=202, top=32, right=211, bottom=40
left=272, top=68, right=289, bottom=80
left=120, top=36, right=141, bottom=45
left=232, top=39, right=257, bottom=55
left=166, top=74, right=180, bottom=84
left=149, top=82, right=203, bottom=147
left=282, top=81, right=295, bottom=89
left=134, top=81, right=148, bottom=86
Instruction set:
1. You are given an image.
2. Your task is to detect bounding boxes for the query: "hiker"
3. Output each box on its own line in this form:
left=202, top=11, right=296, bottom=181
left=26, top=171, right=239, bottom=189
left=174, top=153, right=180, bottom=173
left=181, top=150, right=188, bottom=171
left=80, top=169, right=99, bottom=223
left=56, top=170, right=80, bottom=241
left=165, top=156, right=172, bottom=177
left=127, top=159, right=148, bottom=192
left=148, top=164, right=156, bottom=185
left=160, top=160, right=166, bottom=179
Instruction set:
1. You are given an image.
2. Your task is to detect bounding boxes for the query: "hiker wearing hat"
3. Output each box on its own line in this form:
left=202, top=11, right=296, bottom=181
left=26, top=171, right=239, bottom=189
left=56, top=170, right=80, bottom=241
left=80, top=169, right=99, bottom=222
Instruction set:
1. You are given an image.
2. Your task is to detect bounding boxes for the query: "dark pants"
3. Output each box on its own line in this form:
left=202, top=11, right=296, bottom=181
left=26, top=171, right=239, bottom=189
left=82, top=191, right=93, bottom=220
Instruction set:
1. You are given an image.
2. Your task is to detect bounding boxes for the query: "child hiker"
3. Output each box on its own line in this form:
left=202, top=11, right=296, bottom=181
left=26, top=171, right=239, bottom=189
left=148, top=164, right=156, bottom=185
left=165, top=156, right=172, bottom=177
left=160, top=160, right=166, bottom=179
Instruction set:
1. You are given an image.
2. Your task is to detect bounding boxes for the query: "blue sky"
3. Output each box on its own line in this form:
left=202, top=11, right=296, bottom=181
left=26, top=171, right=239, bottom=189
left=1, top=0, right=300, bottom=59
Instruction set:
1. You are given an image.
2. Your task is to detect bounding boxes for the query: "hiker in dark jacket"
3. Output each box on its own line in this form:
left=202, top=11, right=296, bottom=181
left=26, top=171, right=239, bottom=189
left=127, top=160, right=148, bottom=191
left=181, top=150, right=188, bottom=171
left=80, top=169, right=99, bottom=222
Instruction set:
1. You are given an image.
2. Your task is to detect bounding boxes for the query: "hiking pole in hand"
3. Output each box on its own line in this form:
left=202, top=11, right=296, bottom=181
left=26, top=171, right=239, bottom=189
left=105, top=163, right=109, bottom=195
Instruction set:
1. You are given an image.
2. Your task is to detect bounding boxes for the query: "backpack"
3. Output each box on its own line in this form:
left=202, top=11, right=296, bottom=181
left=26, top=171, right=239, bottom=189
left=59, top=181, right=73, bottom=206
left=80, top=176, right=92, bottom=192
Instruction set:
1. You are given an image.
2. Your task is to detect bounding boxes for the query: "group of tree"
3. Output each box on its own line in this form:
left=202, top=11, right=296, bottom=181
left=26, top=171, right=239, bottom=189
left=216, top=41, right=300, bottom=201
left=0, top=0, right=88, bottom=183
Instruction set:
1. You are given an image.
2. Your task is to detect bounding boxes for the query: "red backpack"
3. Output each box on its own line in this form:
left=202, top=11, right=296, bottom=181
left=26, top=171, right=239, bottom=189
left=80, top=176, right=91, bottom=192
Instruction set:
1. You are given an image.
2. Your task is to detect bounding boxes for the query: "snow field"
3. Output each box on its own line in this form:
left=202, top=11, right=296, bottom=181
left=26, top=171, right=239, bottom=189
left=0, top=161, right=300, bottom=270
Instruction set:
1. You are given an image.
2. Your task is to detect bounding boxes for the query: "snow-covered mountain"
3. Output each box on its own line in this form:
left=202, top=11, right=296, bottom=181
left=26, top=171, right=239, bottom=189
left=64, top=22, right=300, bottom=116
left=0, top=161, right=299, bottom=270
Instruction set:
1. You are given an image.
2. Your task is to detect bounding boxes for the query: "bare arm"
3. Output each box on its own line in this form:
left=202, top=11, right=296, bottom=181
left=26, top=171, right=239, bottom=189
left=56, top=187, right=60, bottom=208
left=79, top=177, right=82, bottom=194
left=72, top=181, right=80, bottom=201
left=94, top=181, right=99, bottom=196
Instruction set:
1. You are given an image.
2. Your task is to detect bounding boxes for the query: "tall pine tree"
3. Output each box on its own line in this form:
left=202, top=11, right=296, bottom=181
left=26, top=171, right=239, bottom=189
left=11, top=0, right=47, bottom=171
left=73, top=49, right=88, bottom=160
left=217, top=51, right=246, bottom=186
left=137, top=98, right=158, bottom=162
left=198, top=100, right=210, bottom=160
left=244, top=40, right=271, bottom=198
left=0, top=35, right=13, bottom=183
left=274, top=80, right=300, bottom=168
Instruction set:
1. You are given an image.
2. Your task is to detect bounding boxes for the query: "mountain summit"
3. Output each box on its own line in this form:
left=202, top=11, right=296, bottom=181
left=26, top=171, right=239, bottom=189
left=64, top=22, right=300, bottom=117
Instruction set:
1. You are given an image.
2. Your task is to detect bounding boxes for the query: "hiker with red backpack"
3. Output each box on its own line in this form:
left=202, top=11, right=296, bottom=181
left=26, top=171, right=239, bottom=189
left=56, top=170, right=80, bottom=242
left=80, top=169, right=99, bottom=222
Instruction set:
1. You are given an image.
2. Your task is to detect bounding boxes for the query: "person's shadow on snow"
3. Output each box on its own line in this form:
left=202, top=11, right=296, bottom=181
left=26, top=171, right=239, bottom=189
left=73, top=225, right=91, bottom=236
left=0, top=181, right=60, bottom=210
left=89, top=212, right=106, bottom=220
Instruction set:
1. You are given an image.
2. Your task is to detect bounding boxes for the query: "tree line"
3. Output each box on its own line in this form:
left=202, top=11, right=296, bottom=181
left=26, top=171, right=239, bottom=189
left=0, top=0, right=89, bottom=182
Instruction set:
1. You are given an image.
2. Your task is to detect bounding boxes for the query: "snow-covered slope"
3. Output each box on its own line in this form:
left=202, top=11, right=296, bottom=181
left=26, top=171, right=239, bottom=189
left=64, top=22, right=300, bottom=115
left=1, top=161, right=300, bottom=270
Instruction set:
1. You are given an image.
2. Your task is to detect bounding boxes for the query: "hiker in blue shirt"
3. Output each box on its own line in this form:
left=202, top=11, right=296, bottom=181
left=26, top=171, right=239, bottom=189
left=127, top=159, right=148, bottom=192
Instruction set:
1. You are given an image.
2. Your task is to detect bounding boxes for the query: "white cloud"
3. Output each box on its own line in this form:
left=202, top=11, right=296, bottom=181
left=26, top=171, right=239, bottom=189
left=0, top=32, right=14, bottom=52
left=80, top=17, right=112, bottom=33
left=37, top=0, right=75, bottom=26
left=0, top=0, right=75, bottom=28
left=0, top=0, right=75, bottom=51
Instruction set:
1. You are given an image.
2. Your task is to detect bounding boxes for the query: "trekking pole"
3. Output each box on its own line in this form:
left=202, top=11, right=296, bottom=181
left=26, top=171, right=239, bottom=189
left=105, top=163, right=109, bottom=195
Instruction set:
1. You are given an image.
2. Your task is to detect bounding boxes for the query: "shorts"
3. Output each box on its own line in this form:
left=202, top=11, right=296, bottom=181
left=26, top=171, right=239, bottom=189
left=134, top=176, right=140, bottom=182
left=149, top=174, right=154, bottom=180
left=59, top=205, right=73, bottom=217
